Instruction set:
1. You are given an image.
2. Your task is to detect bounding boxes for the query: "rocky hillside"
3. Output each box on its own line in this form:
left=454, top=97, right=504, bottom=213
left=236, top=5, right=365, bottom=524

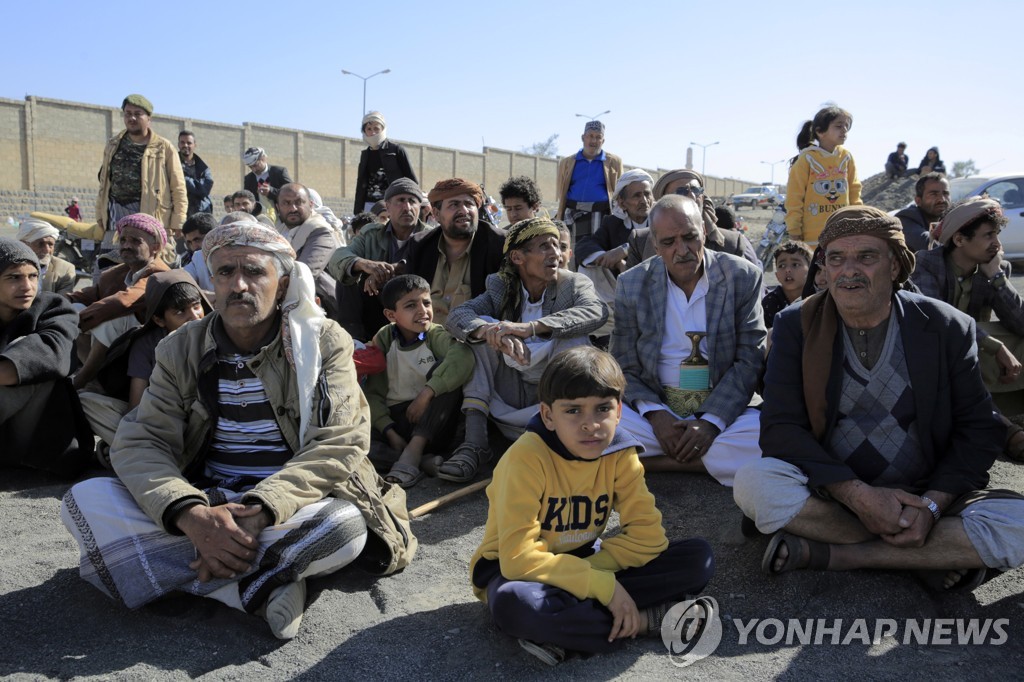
left=860, top=172, right=916, bottom=212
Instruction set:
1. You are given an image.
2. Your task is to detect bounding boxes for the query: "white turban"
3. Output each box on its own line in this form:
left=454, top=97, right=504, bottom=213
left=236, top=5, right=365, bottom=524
left=17, top=218, right=60, bottom=244
left=611, top=169, right=655, bottom=219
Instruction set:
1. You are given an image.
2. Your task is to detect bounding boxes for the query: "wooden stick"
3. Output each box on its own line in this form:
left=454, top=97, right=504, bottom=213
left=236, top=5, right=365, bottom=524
left=410, top=478, right=491, bottom=519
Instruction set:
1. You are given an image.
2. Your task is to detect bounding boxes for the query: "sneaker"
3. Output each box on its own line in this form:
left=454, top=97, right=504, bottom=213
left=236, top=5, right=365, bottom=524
left=518, top=638, right=565, bottom=666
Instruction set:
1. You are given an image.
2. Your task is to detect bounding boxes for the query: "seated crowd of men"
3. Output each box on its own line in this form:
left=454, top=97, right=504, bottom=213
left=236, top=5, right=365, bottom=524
left=3, top=114, right=1024, bottom=647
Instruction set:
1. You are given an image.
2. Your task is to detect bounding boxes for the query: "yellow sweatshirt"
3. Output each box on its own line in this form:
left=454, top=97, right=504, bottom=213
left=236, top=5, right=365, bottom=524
left=469, top=424, right=668, bottom=606
left=785, top=144, right=862, bottom=243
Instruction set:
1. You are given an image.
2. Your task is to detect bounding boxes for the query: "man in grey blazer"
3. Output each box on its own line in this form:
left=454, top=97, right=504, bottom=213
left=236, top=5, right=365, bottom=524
left=612, top=194, right=765, bottom=486
left=443, top=218, right=609, bottom=482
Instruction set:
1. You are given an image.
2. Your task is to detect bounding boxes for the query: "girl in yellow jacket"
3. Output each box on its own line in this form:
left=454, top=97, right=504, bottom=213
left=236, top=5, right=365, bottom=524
left=469, top=347, right=715, bottom=664
left=785, top=106, right=862, bottom=244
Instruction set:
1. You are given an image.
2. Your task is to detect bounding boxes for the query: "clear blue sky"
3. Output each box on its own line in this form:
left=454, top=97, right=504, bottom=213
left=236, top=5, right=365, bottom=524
left=8, top=0, right=1022, bottom=186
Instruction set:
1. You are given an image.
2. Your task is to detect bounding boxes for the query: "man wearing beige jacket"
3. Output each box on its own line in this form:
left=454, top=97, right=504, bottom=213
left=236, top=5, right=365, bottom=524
left=95, top=94, right=187, bottom=248
left=62, top=221, right=416, bottom=640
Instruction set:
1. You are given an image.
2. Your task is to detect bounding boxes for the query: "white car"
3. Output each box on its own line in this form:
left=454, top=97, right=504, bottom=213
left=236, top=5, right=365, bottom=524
left=731, top=186, right=781, bottom=210
left=960, top=175, right=1024, bottom=260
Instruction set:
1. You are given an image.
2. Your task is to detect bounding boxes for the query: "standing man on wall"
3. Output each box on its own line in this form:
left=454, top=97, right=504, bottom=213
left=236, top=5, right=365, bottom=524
left=555, top=121, right=623, bottom=257
left=95, top=94, right=187, bottom=250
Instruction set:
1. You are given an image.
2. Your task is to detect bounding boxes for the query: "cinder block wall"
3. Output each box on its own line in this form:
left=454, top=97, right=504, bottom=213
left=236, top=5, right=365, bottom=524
left=0, top=95, right=755, bottom=222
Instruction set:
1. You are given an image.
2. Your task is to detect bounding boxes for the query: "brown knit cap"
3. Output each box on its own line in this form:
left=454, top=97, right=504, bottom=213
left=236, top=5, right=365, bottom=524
left=818, top=205, right=915, bottom=283
left=653, top=169, right=705, bottom=199
left=936, top=197, right=1005, bottom=245
left=427, top=178, right=484, bottom=208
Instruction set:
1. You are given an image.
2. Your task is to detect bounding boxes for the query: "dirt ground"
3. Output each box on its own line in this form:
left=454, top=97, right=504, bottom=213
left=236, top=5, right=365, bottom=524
left=3, top=213, right=1024, bottom=680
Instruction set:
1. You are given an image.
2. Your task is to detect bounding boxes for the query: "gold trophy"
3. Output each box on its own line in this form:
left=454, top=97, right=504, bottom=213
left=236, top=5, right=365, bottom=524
left=665, top=331, right=711, bottom=417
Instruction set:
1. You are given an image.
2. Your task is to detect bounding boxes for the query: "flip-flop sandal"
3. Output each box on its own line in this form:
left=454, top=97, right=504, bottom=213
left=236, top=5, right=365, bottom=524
left=762, top=531, right=830, bottom=576
left=437, top=442, right=492, bottom=483
left=384, top=462, right=425, bottom=489
left=914, top=567, right=988, bottom=593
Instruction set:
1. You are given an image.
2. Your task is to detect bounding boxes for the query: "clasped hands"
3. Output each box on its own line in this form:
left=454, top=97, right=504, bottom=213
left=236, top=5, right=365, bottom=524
left=841, top=483, right=943, bottom=548
left=647, top=411, right=719, bottom=462
left=176, top=502, right=273, bottom=582
left=474, top=321, right=534, bottom=365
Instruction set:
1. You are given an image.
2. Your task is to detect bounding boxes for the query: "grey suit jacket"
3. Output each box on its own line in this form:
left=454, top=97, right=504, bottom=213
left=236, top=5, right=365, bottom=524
left=445, top=270, right=608, bottom=342
left=611, top=250, right=766, bottom=426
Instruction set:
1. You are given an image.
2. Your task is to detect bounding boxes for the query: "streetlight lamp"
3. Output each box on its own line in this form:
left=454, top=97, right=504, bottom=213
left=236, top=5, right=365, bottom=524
left=341, top=68, right=391, bottom=115
left=690, top=140, right=719, bottom=176
left=760, top=158, right=788, bottom=185
left=575, top=110, right=611, bottom=121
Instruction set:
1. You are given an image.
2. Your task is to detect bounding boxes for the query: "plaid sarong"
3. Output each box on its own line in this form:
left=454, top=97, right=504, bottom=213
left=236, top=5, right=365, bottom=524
left=61, top=477, right=366, bottom=612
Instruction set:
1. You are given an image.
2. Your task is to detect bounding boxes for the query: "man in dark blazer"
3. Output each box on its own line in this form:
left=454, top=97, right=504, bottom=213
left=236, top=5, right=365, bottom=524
left=734, top=205, right=1024, bottom=591
left=576, top=168, right=654, bottom=271
left=243, top=147, right=292, bottom=222
left=402, top=179, right=505, bottom=327
left=611, top=194, right=765, bottom=486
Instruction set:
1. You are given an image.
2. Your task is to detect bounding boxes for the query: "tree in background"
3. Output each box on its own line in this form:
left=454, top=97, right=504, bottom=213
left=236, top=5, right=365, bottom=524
left=950, top=160, right=979, bottom=178
left=521, top=134, right=559, bottom=158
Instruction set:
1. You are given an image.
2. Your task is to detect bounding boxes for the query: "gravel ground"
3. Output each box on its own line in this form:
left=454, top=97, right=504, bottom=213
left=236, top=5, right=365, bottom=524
left=3, top=458, right=1024, bottom=680
left=3, top=215, right=1024, bottom=680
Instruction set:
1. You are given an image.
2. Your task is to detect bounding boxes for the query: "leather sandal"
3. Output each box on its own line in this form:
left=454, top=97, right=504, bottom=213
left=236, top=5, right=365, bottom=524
left=384, top=462, right=425, bottom=489
left=437, top=442, right=492, bottom=483
left=762, top=531, right=830, bottom=575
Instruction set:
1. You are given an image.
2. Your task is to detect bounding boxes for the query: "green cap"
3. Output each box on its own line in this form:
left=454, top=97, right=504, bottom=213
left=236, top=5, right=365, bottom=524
left=121, top=94, right=153, bottom=116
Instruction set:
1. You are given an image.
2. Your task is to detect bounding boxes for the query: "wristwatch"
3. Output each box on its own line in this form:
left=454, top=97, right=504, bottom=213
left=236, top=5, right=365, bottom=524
left=920, top=495, right=941, bottom=521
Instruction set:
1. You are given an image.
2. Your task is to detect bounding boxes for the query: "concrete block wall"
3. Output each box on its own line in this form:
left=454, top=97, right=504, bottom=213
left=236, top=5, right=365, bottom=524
left=0, top=95, right=756, bottom=223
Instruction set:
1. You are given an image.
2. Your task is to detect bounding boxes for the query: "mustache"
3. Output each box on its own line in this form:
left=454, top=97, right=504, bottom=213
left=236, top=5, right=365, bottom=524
left=835, top=275, right=870, bottom=287
left=673, top=254, right=699, bottom=264
left=227, top=292, right=259, bottom=306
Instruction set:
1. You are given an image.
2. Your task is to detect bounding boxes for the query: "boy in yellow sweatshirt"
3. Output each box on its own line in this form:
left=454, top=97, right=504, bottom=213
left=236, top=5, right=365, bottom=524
left=469, top=346, right=715, bottom=664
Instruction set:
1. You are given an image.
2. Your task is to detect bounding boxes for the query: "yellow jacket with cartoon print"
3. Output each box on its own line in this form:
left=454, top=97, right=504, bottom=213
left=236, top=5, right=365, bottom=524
left=785, top=144, right=862, bottom=242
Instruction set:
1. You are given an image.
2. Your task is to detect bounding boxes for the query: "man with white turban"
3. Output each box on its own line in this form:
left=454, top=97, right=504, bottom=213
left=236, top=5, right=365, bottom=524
left=242, top=147, right=293, bottom=223
left=61, top=221, right=417, bottom=640
left=17, top=218, right=76, bottom=295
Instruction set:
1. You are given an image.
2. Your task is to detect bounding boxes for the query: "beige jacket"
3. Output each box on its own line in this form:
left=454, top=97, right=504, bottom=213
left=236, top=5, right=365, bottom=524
left=111, top=313, right=417, bottom=575
left=41, top=256, right=77, bottom=296
left=555, top=150, right=623, bottom=220
left=95, top=130, right=188, bottom=234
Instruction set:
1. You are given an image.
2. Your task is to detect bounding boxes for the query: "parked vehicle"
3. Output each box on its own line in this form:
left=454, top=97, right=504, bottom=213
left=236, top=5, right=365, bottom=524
left=55, top=231, right=98, bottom=281
left=732, top=185, right=782, bottom=210
left=961, top=174, right=1024, bottom=260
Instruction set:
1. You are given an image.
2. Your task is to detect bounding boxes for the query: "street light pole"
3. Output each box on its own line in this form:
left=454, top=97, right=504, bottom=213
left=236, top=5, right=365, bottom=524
left=760, top=158, right=787, bottom=185
left=690, top=140, right=720, bottom=176
left=574, top=110, right=611, bottom=121
left=341, top=68, right=392, bottom=115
